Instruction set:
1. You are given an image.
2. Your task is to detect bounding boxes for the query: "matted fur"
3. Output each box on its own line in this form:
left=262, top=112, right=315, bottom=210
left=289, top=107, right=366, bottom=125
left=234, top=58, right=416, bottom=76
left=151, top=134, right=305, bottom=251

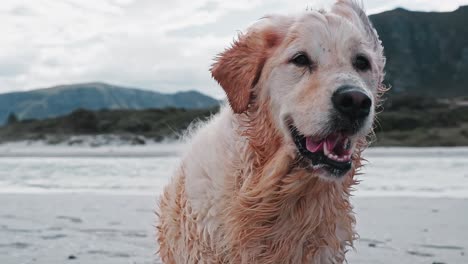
left=157, top=1, right=386, bottom=263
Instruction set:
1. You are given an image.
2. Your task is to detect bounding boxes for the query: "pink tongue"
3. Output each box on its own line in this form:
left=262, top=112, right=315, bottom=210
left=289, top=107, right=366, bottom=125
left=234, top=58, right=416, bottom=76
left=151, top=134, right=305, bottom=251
left=306, top=134, right=342, bottom=153
left=306, top=137, right=323, bottom=153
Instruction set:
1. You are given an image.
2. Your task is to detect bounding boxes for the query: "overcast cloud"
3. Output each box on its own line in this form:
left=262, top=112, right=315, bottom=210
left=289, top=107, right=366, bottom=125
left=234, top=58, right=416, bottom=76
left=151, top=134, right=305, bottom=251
left=1, top=0, right=467, bottom=98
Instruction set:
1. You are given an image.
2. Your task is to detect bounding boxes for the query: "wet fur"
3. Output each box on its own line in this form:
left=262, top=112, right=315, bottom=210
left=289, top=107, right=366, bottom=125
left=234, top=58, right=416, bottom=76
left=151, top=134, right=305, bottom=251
left=157, top=1, right=385, bottom=263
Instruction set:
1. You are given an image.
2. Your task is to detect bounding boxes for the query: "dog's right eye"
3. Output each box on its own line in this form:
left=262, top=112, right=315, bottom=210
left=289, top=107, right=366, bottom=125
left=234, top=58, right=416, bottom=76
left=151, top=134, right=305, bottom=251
left=290, top=53, right=311, bottom=67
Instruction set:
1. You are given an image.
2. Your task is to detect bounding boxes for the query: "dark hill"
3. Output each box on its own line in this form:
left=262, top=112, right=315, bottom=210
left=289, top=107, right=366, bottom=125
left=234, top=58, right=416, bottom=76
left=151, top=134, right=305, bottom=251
left=0, top=82, right=219, bottom=124
left=370, top=6, right=468, bottom=97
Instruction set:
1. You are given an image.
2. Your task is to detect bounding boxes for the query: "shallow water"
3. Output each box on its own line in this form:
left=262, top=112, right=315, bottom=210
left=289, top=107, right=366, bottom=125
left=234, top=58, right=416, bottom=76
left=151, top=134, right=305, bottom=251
left=0, top=145, right=467, bottom=198
left=359, top=147, right=468, bottom=198
left=0, top=156, right=178, bottom=195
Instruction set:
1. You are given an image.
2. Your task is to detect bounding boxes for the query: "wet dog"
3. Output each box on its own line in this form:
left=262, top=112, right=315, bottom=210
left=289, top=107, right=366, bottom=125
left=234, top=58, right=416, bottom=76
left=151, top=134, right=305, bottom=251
left=157, top=1, right=386, bottom=263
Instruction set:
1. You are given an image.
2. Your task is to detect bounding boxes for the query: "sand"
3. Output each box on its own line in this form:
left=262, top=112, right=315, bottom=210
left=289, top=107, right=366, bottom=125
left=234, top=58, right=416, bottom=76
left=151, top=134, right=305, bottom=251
left=349, top=197, right=467, bottom=264
left=1, top=193, right=467, bottom=264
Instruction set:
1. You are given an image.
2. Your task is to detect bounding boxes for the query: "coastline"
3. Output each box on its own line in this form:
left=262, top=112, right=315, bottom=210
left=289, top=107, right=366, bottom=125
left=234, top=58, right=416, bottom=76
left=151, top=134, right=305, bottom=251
left=1, top=141, right=468, bottom=157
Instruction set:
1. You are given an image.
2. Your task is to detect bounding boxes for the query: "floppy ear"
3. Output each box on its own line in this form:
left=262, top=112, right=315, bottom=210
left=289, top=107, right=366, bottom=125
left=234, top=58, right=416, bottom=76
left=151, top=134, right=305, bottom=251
left=211, top=17, right=289, bottom=114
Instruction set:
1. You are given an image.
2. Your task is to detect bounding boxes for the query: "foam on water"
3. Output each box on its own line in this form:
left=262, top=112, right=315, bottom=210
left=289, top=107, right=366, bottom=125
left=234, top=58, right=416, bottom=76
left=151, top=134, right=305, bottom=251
left=359, top=148, right=468, bottom=198
left=0, top=144, right=467, bottom=198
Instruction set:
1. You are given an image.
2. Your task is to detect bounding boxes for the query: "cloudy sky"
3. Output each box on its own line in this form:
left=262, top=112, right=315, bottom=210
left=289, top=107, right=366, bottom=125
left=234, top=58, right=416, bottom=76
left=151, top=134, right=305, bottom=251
left=1, top=0, right=467, bottom=98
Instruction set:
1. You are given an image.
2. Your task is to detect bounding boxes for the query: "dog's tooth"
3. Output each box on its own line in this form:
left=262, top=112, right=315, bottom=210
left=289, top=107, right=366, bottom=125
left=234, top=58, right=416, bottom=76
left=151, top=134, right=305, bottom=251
left=323, top=142, right=330, bottom=155
left=344, top=138, right=351, bottom=150
left=327, top=153, right=333, bottom=159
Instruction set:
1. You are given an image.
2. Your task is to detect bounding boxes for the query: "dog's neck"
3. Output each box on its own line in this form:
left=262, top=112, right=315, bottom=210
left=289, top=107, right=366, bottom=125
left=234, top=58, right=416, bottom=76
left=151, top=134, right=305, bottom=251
left=237, top=99, right=284, bottom=170
left=222, top=102, right=361, bottom=263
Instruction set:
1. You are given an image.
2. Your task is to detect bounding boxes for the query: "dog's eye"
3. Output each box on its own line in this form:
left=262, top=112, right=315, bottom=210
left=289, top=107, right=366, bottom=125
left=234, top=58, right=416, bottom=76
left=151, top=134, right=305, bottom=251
left=353, top=55, right=371, bottom=71
left=291, top=53, right=311, bottom=67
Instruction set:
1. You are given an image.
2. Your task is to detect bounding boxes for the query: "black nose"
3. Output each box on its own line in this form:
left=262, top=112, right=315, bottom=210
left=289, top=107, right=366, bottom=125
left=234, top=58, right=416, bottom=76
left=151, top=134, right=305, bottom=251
left=332, top=86, right=372, bottom=121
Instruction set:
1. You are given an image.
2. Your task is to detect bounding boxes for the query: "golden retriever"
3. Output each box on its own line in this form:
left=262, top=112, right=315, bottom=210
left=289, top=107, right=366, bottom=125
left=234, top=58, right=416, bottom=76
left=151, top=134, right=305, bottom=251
left=157, top=0, right=386, bottom=263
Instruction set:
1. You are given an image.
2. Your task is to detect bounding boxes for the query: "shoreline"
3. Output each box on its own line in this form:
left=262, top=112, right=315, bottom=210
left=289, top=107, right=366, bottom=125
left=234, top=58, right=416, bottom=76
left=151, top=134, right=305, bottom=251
left=0, top=143, right=467, bottom=158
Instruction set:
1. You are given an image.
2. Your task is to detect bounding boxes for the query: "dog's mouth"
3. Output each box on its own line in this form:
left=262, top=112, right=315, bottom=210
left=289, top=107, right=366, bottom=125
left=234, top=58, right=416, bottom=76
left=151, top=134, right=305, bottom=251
left=290, top=125, right=354, bottom=177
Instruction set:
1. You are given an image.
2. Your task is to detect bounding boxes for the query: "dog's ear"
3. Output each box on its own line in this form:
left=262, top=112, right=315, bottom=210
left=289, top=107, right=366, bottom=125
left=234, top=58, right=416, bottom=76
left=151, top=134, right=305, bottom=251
left=211, top=16, right=290, bottom=114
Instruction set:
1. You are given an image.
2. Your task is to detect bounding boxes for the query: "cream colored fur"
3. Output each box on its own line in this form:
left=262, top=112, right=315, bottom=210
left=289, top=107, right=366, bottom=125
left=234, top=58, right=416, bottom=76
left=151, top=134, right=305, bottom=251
left=157, top=1, right=385, bottom=263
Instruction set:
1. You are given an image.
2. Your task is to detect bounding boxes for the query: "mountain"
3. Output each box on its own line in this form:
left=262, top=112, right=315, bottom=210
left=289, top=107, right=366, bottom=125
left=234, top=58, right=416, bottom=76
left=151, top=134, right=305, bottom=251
left=370, top=6, right=468, bottom=97
left=0, top=82, right=219, bottom=124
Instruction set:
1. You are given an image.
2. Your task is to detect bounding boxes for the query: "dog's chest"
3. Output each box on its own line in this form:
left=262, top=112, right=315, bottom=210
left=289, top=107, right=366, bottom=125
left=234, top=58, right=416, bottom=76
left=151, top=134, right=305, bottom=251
left=273, top=219, right=350, bottom=263
left=223, top=195, right=354, bottom=263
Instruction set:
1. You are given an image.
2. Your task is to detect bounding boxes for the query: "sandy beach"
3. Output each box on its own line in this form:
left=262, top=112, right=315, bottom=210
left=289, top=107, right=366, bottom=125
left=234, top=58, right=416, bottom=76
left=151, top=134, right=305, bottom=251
left=1, top=193, right=466, bottom=264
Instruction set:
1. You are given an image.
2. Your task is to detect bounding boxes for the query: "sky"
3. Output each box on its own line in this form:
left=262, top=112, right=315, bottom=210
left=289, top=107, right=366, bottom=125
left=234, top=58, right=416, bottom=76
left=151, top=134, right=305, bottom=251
left=1, top=0, right=467, bottom=98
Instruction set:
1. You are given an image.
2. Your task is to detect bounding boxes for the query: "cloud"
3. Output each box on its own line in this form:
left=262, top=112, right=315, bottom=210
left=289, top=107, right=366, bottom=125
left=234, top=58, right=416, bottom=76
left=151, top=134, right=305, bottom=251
left=0, top=0, right=467, bottom=98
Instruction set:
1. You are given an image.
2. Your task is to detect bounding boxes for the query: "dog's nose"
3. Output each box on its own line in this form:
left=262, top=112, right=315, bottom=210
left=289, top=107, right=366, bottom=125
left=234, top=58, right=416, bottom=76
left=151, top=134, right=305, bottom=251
left=332, top=86, right=372, bottom=121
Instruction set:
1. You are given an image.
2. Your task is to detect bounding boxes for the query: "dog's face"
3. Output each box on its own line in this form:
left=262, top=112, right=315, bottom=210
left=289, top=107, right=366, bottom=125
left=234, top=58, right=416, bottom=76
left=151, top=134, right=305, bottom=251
left=212, top=1, right=385, bottom=180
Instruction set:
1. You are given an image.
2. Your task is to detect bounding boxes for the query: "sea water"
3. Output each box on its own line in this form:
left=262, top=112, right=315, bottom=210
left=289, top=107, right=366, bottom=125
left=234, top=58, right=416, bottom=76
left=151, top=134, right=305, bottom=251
left=0, top=144, right=467, bottom=198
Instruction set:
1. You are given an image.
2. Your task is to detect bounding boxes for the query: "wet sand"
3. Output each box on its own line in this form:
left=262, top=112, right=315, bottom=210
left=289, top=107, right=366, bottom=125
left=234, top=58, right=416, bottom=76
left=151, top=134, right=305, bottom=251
left=0, top=193, right=466, bottom=264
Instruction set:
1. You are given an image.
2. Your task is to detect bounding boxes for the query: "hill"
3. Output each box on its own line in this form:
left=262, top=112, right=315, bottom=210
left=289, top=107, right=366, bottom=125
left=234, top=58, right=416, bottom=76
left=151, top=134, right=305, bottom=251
left=370, top=6, right=468, bottom=97
left=0, top=82, right=219, bottom=124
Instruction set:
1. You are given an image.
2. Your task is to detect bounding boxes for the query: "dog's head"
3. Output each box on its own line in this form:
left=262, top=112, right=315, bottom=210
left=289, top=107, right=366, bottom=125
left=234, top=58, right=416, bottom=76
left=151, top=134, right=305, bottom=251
left=211, top=0, right=385, bottom=180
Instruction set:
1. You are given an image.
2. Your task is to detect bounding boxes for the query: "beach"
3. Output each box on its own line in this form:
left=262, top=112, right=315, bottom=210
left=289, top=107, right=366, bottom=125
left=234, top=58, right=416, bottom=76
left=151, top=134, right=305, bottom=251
left=1, top=194, right=466, bottom=264
left=0, top=144, right=467, bottom=263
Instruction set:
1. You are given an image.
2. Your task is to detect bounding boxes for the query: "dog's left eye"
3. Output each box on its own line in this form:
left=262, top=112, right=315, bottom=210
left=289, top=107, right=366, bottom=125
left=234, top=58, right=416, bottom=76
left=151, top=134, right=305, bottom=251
left=291, top=53, right=311, bottom=67
left=353, top=55, right=371, bottom=71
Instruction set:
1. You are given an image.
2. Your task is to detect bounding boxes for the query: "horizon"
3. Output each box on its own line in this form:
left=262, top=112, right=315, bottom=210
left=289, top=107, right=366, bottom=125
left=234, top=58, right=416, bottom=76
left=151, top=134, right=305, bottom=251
left=1, top=0, right=468, bottom=99
left=0, top=81, right=216, bottom=97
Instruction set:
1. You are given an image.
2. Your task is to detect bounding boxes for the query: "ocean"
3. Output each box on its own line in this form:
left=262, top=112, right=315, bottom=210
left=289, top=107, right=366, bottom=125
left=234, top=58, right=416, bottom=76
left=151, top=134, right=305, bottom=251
left=0, top=144, right=467, bottom=198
